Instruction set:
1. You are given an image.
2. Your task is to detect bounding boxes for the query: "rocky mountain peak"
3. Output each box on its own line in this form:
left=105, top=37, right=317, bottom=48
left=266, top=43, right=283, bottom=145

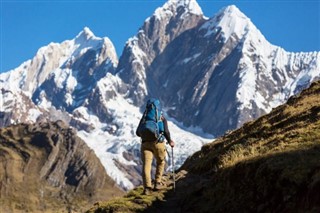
left=116, top=0, right=206, bottom=105
left=153, top=0, right=203, bottom=20
left=200, top=4, right=264, bottom=44
left=75, top=26, right=96, bottom=42
left=222, top=5, right=245, bottom=16
left=0, top=26, right=118, bottom=98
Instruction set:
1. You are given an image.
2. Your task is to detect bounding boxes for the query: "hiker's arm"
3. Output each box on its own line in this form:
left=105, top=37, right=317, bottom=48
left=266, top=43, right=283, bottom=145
left=136, top=118, right=142, bottom=137
left=162, top=116, right=174, bottom=147
left=162, top=116, right=171, bottom=141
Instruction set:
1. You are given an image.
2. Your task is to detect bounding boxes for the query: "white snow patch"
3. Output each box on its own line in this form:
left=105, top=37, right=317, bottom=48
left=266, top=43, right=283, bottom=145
left=182, top=53, right=201, bottom=64
left=37, top=90, right=52, bottom=109
left=28, top=108, right=42, bottom=121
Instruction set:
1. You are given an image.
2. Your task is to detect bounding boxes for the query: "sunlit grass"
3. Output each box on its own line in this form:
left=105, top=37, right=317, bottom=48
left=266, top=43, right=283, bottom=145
left=86, top=186, right=168, bottom=213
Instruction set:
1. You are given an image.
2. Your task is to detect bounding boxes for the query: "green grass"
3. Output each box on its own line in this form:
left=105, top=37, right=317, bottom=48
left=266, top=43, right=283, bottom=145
left=86, top=186, right=168, bottom=213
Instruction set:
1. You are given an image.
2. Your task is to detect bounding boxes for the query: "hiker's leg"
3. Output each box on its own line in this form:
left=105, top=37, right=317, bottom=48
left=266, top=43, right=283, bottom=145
left=154, top=142, right=166, bottom=184
left=141, top=142, right=153, bottom=188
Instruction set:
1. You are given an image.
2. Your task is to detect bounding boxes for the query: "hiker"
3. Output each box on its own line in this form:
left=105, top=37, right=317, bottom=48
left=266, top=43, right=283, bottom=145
left=136, top=98, right=175, bottom=195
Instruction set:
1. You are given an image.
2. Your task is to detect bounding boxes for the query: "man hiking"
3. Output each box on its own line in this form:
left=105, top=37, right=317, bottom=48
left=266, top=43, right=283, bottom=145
left=136, top=98, right=175, bottom=195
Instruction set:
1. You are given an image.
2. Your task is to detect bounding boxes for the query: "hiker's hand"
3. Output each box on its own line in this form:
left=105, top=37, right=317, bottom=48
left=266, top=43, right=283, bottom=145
left=169, top=140, right=175, bottom=147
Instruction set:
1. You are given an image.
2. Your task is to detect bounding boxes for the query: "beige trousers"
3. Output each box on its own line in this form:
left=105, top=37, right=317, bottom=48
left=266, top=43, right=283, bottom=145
left=141, top=141, right=166, bottom=188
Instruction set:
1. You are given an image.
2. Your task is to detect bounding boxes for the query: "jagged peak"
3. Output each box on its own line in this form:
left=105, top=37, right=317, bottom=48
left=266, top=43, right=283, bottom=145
left=200, top=4, right=267, bottom=44
left=153, top=0, right=203, bottom=20
left=75, top=27, right=96, bottom=42
left=220, top=5, right=246, bottom=18
left=215, top=4, right=252, bottom=31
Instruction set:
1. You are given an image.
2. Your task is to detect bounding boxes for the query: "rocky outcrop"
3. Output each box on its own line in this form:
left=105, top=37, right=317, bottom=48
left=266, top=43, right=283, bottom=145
left=0, top=88, right=46, bottom=127
left=0, top=121, right=123, bottom=213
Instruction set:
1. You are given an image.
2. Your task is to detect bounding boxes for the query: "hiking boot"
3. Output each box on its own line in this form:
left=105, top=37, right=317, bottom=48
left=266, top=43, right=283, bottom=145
left=142, top=187, right=152, bottom=195
left=154, top=182, right=166, bottom=191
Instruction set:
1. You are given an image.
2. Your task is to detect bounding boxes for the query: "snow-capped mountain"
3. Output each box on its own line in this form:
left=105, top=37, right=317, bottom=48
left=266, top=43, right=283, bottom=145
left=0, top=16, right=212, bottom=190
left=1, top=0, right=319, bottom=190
left=117, top=2, right=320, bottom=135
left=116, top=0, right=206, bottom=105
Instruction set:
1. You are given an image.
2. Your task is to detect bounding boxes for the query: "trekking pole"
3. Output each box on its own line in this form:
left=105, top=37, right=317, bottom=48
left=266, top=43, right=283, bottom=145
left=171, top=147, right=175, bottom=192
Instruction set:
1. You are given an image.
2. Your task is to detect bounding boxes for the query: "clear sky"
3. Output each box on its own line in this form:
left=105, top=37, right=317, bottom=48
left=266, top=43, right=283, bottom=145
left=1, top=0, right=319, bottom=73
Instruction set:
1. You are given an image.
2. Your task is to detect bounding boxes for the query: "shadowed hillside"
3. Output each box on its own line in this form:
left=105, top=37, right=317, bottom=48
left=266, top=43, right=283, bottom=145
left=0, top=121, right=124, bottom=213
left=87, top=80, right=320, bottom=212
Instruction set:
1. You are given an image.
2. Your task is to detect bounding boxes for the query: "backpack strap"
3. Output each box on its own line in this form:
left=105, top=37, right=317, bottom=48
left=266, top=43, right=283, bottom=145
left=155, top=104, right=159, bottom=122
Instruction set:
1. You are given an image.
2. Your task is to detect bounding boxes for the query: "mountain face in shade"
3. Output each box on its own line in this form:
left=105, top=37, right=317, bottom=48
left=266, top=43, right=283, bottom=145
left=0, top=0, right=319, bottom=190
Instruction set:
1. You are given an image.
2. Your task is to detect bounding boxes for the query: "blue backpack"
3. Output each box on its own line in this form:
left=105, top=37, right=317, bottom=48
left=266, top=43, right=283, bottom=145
left=137, top=98, right=165, bottom=142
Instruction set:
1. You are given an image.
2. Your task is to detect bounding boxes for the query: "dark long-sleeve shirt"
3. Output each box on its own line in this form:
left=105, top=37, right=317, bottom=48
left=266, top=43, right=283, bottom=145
left=162, top=116, right=171, bottom=142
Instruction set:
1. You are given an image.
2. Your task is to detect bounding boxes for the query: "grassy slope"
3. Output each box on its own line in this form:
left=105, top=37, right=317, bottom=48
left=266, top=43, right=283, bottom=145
left=87, top=80, right=320, bottom=212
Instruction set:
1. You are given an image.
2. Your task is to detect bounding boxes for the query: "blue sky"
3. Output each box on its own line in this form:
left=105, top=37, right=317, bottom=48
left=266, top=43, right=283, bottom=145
left=1, top=0, right=319, bottom=73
